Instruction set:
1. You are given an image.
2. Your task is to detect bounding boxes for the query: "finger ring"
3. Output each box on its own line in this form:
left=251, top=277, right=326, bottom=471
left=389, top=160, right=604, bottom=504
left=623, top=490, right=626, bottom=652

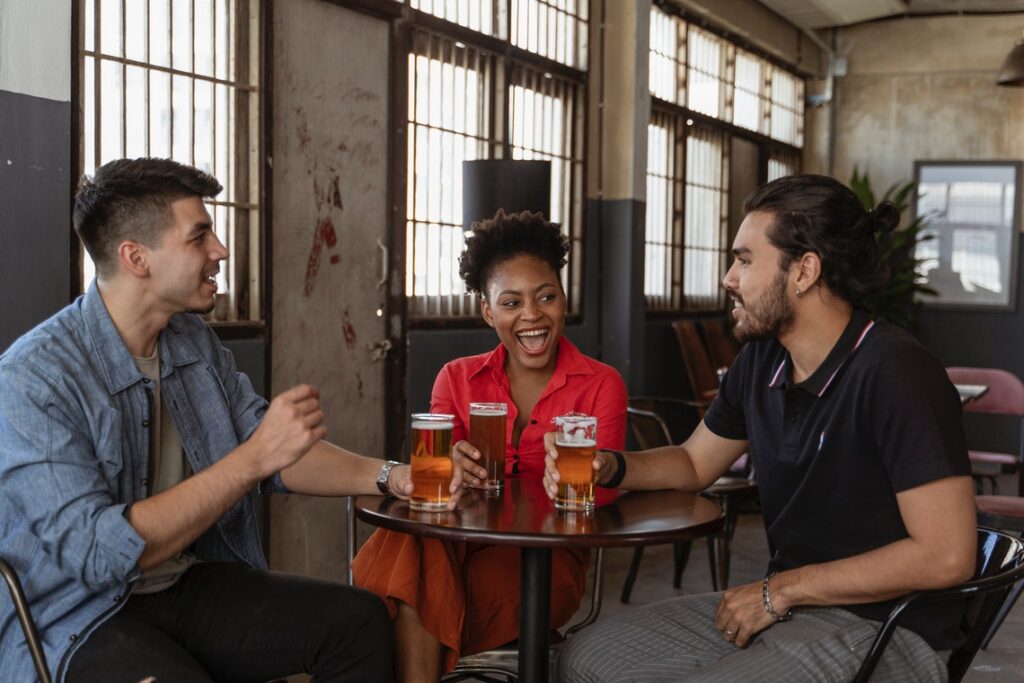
left=724, top=629, right=736, bottom=637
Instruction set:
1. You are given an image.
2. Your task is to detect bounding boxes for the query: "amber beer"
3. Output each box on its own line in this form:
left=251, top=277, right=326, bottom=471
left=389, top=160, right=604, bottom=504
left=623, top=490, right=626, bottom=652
left=409, top=413, right=454, bottom=511
left=469, top=402, right=507, bottom=491
left=555, top=414, right=598, bottom=512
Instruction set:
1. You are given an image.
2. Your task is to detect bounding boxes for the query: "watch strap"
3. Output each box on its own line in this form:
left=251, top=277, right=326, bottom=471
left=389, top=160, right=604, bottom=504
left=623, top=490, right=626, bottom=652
left=376, top=460, right=401, bottom=498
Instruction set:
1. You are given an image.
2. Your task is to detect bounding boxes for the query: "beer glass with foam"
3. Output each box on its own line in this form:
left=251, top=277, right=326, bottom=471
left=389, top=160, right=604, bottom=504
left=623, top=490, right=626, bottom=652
left=554, top=414, right=598, bottom=511
left=409, top=413, right=454, bottom=511
left=469, top=402, right=507, bottom=491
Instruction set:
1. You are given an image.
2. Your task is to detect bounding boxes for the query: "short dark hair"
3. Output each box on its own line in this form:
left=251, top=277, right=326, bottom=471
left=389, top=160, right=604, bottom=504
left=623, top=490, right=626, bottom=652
left=743, top=174, right=899, bottom=306
left=458, top=209, right=569, bottom=296
left=73, top=158, right=222, bottom=276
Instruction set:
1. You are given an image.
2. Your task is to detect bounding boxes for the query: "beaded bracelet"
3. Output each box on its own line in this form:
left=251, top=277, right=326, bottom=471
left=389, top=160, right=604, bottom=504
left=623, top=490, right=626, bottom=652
left=762, top=571, right=793, bottom=622
left=598, top=450, right=627, bottom=489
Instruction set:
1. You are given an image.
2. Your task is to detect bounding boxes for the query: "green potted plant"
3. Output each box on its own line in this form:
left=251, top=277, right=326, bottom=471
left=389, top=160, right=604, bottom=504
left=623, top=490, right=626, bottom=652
left=849, top=166, right=937, bottom=329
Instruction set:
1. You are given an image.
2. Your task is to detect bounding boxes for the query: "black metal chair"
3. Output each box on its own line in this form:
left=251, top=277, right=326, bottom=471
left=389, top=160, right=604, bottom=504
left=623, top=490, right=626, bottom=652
left=620, top=403, right=758, bottom=601
left=1, top=557, right=51, bottom=683
left=852, top=527, right=1024, bottom=683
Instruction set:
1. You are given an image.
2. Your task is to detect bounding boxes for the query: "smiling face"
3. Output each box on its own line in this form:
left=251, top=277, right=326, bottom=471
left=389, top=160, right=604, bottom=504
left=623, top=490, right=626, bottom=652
left=144, top=196, right=229, bottom=315
left=723, top=210, right=796, bottom=344
left=481, top=254, right=567, bottom=376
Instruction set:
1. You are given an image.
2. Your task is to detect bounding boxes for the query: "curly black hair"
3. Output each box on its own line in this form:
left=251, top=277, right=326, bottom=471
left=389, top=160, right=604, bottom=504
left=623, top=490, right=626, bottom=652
left=743, top=174, right=899, bottom=306
left=458, top=209, right=569, bottom=296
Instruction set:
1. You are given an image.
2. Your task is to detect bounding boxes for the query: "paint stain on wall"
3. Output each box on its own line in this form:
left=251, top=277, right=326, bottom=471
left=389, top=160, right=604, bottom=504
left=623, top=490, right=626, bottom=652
left=342, top=309, right=357, bottom=350
left=355, top=371, right=364, bottom=399
left=331, top=176, right=344, bottom=210
left=303, top=217, right=340, bottom=297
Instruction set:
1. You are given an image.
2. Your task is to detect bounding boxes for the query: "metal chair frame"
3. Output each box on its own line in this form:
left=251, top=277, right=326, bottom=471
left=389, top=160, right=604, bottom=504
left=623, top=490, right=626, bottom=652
left=442, top=548, right=606, bottom=682
left=621, top=405, right=757, bottom=601
left=0, top=558, right=51, bottom=683
left=852, top=527, right=1024, bottom=683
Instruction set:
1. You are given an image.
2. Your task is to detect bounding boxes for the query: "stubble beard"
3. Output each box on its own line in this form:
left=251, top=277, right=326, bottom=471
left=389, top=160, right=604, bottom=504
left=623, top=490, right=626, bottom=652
left=732, top=271, right=795, bottom=344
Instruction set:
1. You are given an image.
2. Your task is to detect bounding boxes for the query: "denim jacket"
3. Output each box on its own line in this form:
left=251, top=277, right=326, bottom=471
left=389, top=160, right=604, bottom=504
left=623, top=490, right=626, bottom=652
left=0, top=282, right=284, bottom=681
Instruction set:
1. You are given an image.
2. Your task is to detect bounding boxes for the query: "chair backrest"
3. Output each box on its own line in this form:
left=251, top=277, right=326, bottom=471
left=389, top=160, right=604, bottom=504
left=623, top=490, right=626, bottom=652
left=627, top=407, right=673, bottom=450
left=852, top=528, right=1024, bottom=683
left=672, top=320, right=719, bottom=402
left=946, top=367, right=1024, bottom=417
left=701, top=319, right=741, bottom=371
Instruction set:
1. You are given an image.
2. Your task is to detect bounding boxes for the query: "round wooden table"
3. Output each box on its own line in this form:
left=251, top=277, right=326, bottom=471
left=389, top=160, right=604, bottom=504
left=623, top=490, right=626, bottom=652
left=355, top=477, right=724, bottom=682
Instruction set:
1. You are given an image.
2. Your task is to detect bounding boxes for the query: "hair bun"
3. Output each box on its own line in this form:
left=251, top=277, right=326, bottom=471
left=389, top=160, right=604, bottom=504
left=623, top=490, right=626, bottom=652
left=869, top=201, right=899, bottom=234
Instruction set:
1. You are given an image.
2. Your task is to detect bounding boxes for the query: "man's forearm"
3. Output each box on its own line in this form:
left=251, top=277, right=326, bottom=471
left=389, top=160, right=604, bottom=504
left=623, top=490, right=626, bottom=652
left=614, top=445, right=707, bottom=491
left=772, top=476, right=977, bottom=613
left=128, top=442, right=263, bottom=570
left=279, top=440, right=383, bottom=496
left=771, top=535, right=975, bottom=614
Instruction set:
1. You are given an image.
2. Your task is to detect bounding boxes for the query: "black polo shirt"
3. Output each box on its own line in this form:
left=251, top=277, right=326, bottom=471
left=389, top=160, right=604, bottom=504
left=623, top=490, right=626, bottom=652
left=704, top=308, right=971, bottom=650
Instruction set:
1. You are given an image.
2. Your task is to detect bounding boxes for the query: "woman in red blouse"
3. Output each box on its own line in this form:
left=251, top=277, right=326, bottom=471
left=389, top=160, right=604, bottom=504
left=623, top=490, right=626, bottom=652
left=353, top=210, right=627, bottom=682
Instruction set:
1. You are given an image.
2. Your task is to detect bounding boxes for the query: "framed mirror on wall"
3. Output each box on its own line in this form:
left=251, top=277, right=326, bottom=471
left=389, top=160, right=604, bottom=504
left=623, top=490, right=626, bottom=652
left=914, top=160, right=1022, bottom=311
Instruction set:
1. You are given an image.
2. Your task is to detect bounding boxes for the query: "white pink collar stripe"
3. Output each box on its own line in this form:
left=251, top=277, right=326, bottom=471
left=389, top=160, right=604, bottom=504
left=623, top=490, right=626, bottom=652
left=817, top=320, right=876, bottom=397
left=769, top=360, right=786, bottom=387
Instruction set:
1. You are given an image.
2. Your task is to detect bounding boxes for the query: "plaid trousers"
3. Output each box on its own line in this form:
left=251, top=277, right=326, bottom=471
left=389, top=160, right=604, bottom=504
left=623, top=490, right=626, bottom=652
left=558, top=592, right=947, bottom=683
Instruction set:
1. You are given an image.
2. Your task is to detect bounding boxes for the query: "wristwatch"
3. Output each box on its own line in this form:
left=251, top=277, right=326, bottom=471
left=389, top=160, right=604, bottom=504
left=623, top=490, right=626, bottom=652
left=376, top=460, right=401, bottom=498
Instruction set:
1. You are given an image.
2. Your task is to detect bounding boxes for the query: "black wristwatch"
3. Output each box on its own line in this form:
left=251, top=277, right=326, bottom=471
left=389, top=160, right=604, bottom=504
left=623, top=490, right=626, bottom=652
left=376, top=460, right=401, bottom=498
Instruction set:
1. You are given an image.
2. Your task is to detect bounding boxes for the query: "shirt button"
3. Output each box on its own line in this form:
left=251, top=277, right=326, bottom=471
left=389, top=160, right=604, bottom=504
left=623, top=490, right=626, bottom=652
left=69, top=634, right=78, bottom=642
left=142, top=420, right=150, bottom=428
left=141, top=478, right=149, bottom=487
left=142, top=378, right=151, bottom=384
left=113, top=595, right=122, bottom=603
left=530, top=420, right=537, bottom=425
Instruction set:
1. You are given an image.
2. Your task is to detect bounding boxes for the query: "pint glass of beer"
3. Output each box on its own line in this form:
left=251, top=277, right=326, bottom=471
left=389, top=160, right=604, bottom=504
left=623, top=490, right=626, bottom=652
left=469, top=402, right=507, bottom=491
left=409, top=413, right=455, bottom=511
left=554, top=414, right=598, bottom=511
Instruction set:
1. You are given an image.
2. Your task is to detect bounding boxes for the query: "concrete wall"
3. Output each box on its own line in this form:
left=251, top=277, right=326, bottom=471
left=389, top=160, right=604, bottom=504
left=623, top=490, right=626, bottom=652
left=0, top=0, right=72, bottom=352
left=832, top=15, right=1024, bottom=195
left=830, top=14, right=1024, bottom=386
left=269, top=0, right=391, bottom=580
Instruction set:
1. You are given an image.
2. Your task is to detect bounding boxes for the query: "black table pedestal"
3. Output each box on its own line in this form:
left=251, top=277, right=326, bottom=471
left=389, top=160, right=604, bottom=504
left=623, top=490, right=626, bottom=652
left=519, top=547, right=552, bottom=682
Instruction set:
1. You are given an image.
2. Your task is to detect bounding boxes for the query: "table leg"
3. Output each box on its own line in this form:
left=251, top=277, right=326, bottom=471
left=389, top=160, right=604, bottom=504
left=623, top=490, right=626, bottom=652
left=520, top=546, right=552, bottom=682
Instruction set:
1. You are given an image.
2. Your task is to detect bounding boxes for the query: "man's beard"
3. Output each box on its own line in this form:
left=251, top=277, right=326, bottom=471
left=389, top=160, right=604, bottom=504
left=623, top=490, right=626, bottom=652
left=732, top=271, right=795, bottom=344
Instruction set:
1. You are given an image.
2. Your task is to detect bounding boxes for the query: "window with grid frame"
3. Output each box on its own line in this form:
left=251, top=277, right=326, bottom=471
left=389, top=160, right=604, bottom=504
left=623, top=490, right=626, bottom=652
left=683, top=125, right=729, bottom=311
left=645, top=112, right=684, bottom=311
left=644, top=117, right=729, bottom=312
left=767, top=148, right=801, bottom=182
left=410, top=0, right=588, bottom=70
left=645, top=5, right=804, bottom=313
left=79, top=0, right=262, bottom=323
left=509, top=65, right=585, bottom=314
left=404, top=4, right=587, bottom=320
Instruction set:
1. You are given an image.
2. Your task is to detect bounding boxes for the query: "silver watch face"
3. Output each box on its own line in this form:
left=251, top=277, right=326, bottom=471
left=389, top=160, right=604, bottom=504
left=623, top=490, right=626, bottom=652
left=377, top=461, right=395, bottom=495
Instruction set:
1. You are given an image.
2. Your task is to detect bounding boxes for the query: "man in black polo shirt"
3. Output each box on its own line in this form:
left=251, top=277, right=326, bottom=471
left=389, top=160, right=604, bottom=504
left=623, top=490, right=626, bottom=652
left=545, top=174, right=976, bottom=682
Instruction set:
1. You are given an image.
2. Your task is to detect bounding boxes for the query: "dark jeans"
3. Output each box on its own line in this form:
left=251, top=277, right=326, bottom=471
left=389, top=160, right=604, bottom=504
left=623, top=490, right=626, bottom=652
left=66, top=562, right=393, bottom=683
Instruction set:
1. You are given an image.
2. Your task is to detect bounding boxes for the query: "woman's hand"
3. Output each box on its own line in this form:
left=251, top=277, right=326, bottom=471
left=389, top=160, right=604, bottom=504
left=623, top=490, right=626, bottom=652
left=542, top=432, right=619, bottom=499
left=452, top=440, right=489, bottom=489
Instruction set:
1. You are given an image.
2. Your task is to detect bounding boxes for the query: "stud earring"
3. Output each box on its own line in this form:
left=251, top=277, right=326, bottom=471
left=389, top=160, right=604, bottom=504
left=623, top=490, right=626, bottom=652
left=796, top=289, right=803, bottom=298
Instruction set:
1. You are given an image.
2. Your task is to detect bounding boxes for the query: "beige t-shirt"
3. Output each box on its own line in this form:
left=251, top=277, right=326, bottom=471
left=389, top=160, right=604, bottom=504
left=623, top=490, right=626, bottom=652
left=131, top=352, right=199, bottom=594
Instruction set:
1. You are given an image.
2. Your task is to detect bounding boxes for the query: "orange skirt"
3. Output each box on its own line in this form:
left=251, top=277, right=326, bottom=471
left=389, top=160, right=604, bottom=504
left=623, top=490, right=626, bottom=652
left=352, top=528, right=589, bottom=673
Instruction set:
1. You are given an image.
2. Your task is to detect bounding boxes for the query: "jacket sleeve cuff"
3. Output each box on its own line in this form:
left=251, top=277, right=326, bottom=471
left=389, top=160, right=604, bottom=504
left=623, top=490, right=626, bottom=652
left=97, top=504, right=146, bottom=583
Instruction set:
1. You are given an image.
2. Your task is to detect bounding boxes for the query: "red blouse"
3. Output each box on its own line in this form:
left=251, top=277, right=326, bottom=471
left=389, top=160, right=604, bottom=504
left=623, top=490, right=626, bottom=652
left=430, top=337, right=627, bottom=504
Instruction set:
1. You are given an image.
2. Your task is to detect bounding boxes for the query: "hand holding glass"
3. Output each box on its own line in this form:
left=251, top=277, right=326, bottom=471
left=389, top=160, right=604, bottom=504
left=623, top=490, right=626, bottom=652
left=554, top=414, right=597, bottom=511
